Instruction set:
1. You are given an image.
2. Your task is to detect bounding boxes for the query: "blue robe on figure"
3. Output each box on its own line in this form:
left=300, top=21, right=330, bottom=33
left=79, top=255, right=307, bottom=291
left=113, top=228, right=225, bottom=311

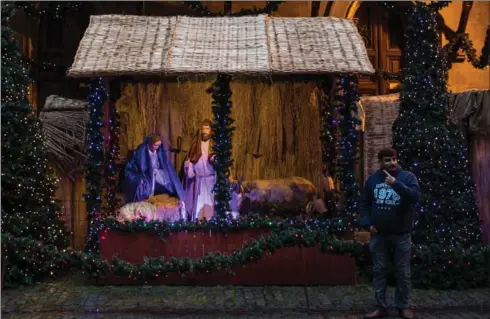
left=124, top=135, right=185, bottom=206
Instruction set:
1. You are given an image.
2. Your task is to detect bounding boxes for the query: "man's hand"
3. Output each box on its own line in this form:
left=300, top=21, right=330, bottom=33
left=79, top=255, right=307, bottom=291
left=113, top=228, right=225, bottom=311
left=383, top=170, right=396, bottom=185
left=369, top=226, right=378, bottom=236
left=140, top=180, right=144, bottom=185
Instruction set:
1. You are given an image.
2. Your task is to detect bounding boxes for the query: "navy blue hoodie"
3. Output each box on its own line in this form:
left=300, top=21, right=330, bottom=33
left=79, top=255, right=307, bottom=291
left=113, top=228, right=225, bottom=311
left=360, top=167, right=420, bottom=234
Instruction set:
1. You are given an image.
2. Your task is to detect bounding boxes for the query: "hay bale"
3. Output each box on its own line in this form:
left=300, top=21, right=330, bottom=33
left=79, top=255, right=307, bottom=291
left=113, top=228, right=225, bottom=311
left=148, top=194, right=183, bottom=222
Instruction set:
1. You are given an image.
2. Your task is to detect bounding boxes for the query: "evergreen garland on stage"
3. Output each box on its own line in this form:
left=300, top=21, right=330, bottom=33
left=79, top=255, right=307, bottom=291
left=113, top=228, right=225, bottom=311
left=84, top=78, right=106, bottom=254
left=208, top=74, right=235, bottom=220
left=393, top=3, right=481, bottom=247
left=5, top=225, right=489, bottom=289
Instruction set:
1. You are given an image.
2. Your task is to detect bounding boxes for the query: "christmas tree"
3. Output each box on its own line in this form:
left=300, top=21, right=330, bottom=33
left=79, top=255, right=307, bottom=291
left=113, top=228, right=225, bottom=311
left=1, top=3, right=68, bottom=247
left=393, top=3, right=481, bottom=247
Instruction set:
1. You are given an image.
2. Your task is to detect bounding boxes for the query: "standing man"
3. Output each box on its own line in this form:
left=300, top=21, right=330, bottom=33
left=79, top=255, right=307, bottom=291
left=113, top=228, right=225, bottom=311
left=183, top=119, right=216, bottom=221
left=361, top=148, right=420, bottom=319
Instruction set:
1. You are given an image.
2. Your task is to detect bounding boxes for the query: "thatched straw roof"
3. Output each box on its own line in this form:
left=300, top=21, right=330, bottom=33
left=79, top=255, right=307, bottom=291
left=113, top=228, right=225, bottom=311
left=40, top=95, right=89, bottom=178
left=68, top=14, right=374, bottom=78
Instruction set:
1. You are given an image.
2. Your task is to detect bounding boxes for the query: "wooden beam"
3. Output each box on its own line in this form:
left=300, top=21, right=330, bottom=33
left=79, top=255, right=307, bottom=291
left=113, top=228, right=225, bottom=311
left=448, top=1, right=474, bottom=64
left=456, top=1, right=473, bottom=34
left=224, top=1, right=232, bottom=15
left=311, top=1, right=321, bottom=17
left=324, top=1, right=334, bottom=17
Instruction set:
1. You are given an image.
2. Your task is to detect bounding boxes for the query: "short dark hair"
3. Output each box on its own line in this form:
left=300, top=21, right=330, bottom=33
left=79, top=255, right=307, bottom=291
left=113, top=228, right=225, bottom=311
left=201, top=119, right=212, bottom=127
left=377, top=148, right=397, bottom=161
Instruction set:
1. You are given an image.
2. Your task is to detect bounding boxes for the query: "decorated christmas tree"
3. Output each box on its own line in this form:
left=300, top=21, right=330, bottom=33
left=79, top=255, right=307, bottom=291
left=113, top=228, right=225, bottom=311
left=393, top=3, right=481, bottom=247
left=1, top=3, right=68, bottom=247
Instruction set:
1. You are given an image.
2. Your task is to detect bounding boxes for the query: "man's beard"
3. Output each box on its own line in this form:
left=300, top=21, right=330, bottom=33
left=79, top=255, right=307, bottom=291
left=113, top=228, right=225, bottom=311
left=386, top=164, right=397, bottom=172
left=201, top=134, right=210, bottom=141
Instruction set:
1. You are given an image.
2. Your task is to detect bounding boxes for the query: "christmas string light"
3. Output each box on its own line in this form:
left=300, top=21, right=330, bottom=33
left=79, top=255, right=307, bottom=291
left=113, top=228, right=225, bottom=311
left=208, top=74, right=235, bottom=220
left=393, top=2, right=482, bottom=247
left=102, top=105, right=121, bottom=218
left=182, top=1, right=283, bottom=17
left=102, top=215, right=351, bottom=236
left=23, top=57, right=68, bottom=73
left=3, top=0, right=488, bottom=288
left=14, top=2, right=82, bottom=19
left=319, top=77, right=340, bottom=214
left=1, top=2, right=69, bottom=285
left=5, top=226, right=489, bottom=289
left=319, top=77, right=337, bottom=175
left=335, top=75, right=361, bottom=227
left=83, top=77, right=107, bottom=255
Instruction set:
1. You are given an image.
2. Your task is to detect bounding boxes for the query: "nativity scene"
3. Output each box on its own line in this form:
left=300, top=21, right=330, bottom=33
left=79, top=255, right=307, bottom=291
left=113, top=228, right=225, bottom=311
left=3, top=1, right=488, bottom=290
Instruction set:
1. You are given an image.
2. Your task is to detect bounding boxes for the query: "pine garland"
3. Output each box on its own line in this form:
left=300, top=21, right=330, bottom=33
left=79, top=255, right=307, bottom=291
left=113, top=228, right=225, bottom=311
left=1, top=233, right=109, bottom=286
left=319, top=77, right=337, bottom=174
left=84, top=78, right=106, bottom=254
left=378, top=2, right=490, bottom=70
left=444, top=25, right=490, bottom=70
left=102, top=106, right=121, bottom=218
left=12, top=1, right=82, bottom=19
left=209, top=74, right=235, bottom=220
left=101, top=215, right=350, bottom=239
left=3, top=225, right=489, bottom=290
left=182, top=1, right=283, bottom=17
left=428, top=1, right=451, bottom=11
left=110, top=228, right=362, bottom=280
left=336, top=75, right=361, bottom=223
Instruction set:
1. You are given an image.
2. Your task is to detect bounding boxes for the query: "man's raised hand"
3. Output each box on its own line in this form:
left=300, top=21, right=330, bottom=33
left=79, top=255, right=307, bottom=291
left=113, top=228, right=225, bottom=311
left=383, top=170, right=396, bottom=185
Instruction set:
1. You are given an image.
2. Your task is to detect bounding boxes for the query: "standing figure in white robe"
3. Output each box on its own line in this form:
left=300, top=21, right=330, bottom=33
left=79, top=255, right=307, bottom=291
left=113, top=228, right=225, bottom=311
left=183, top=120, right=217, bottom=221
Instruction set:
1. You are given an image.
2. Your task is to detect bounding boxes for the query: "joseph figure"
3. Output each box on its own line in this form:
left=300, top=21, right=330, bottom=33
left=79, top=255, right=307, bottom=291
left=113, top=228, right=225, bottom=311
left=183, top=120, right=216, bottom=221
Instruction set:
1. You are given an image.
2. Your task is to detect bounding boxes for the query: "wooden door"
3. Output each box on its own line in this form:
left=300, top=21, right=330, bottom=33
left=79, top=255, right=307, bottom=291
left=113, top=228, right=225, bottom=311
left=354, top=3, right=405, bottom=96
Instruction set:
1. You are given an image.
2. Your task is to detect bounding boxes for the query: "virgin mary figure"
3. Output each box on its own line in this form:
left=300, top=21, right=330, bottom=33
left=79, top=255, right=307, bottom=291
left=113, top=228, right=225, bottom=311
left=124, top=134, right=186, bottom=217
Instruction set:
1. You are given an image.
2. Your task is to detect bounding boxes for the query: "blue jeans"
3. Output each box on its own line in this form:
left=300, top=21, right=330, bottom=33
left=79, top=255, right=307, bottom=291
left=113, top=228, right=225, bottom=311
left=369, top=233, right=411, bottom=310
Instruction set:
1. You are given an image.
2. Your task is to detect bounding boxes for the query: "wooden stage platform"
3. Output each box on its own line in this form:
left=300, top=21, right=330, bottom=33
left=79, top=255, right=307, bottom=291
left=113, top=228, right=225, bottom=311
left=98, top=229, right=357, bottom=285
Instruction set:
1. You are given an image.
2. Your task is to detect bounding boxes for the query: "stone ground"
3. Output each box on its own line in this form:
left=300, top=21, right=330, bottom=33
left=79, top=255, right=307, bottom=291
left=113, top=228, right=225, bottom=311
left=2, top=273, right=489, bottom=319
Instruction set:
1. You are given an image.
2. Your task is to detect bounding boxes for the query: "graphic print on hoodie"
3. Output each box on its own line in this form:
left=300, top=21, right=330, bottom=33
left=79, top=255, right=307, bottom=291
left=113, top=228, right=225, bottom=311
left=360, top=167, right=420, bottom=234
left=374, top=182, right=401, bottom=207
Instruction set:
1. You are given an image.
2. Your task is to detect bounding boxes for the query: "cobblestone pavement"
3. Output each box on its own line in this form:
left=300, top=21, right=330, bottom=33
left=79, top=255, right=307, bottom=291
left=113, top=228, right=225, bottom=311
left=2, top=310, right=489, bottom=319
left=2, top=274, right=489, bottom=319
